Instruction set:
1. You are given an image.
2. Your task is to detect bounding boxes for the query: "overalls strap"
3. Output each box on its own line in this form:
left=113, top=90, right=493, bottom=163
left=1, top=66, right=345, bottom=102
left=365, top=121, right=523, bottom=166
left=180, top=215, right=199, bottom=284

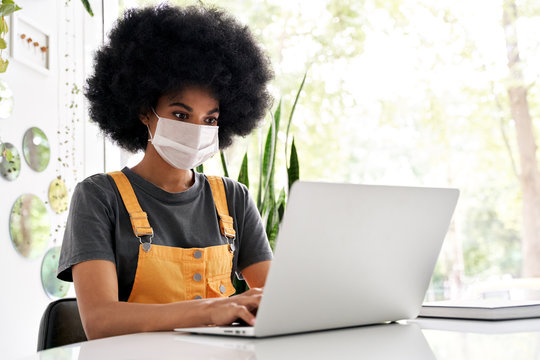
left=207, top=175, right=236, bottom=240
left=108, top=171, right=154, bottom=238
left=108, top=172, right=235, bottom=240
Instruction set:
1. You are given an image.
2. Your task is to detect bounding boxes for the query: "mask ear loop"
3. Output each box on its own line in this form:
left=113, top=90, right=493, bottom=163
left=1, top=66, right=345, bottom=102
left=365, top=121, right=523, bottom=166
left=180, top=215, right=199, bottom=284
left=146, top=108, right=159, bottom=142
left=146, top=124, right=154, bottom=142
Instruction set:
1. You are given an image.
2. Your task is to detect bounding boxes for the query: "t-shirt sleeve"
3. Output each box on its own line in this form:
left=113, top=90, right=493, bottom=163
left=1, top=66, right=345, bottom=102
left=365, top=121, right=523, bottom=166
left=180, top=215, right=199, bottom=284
left=57, top=177, right=116, bottom=282
left=233, top=182, right=273, bottom=276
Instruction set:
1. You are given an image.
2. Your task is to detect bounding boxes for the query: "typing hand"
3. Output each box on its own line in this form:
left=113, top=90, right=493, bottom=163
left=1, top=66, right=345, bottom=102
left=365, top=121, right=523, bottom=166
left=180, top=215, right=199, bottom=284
left=208, top=288, right=262, bottom=326
left=232, top=316, right=254, bottom=326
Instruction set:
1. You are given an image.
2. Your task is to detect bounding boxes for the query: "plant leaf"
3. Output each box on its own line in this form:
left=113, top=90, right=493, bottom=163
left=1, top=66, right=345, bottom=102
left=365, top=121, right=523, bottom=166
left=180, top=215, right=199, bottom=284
left=261, top=178, right=274, bottom=221
left=277, top=188, right=286, bottom=222
left=257, top=126, right=264, bottom=209
left=5, top=148, right=12, bottom=162
left=287, top=137, right=300, bottom=191
left=285, top=72, right=307, bottom=167
left=0, top=58, right=9, bottom=73
left=0, top=3, right=21, bottom=17
left=0, top=38, right=6, bottom=49
left=237, top=152, right=249, bottom=188
left=80, top=0, right=94, bottom=16
left=267, top=210, right=280, bottom=251
left=259, top=119, right=273, bottom=210
left=261, top=102, right=280, bottom=185
left=220, top=150, right=229, bottom=178
left=265, top=200, right=280, bottom=249
left=260, top=101, right=281, bottom=213
left=195, top=164, right=204, bottom=173
left=0, top=17, right=8, bottom=34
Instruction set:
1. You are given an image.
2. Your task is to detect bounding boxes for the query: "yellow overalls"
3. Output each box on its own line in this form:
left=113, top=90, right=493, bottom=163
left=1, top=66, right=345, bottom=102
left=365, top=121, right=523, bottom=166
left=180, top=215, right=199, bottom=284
left=108, top=171, right=236, bottom=304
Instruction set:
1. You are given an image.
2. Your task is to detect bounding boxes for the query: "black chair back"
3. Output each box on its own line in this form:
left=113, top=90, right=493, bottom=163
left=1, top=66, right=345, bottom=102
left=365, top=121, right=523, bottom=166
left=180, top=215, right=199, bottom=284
left=37, top=298, right=87, bottom=351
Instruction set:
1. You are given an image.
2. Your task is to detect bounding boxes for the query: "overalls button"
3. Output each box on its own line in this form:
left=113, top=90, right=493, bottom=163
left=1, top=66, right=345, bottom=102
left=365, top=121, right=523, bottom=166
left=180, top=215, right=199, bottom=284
left=193, top=273, right=202, bottom=282
left=193, top=250, right=202, bottom=259
left=219, top=285, right=226, bottom=294
left=194, top=295, right=203, bottom=300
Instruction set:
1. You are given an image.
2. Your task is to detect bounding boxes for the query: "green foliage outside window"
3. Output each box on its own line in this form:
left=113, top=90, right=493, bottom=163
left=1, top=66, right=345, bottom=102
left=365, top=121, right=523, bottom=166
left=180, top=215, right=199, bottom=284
left=130, top=0, right=540, bottom=300
left=197, top=75, right=305, bottom=293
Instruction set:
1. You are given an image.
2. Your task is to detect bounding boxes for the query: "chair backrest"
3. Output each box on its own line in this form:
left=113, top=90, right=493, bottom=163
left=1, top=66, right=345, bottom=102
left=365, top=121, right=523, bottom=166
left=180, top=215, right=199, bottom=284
left=37, top=298, right=87, bottom=351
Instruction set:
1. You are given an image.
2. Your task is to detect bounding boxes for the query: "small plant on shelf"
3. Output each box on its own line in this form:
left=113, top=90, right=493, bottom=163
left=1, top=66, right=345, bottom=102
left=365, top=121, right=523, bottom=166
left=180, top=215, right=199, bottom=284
left=0, top=0, right=22, bottom=73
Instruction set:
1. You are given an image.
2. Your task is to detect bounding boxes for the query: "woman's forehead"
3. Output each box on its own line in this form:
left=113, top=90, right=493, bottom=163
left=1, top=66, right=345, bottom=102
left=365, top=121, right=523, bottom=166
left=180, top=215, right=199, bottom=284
left=158, top=86, right=220, bottom=110
left=163, top=85, right=218, bottom=102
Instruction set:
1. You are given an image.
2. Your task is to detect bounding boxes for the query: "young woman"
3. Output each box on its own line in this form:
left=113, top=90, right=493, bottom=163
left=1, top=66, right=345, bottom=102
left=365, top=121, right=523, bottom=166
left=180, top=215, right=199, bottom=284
left=58, top=4, right=274, bottom=340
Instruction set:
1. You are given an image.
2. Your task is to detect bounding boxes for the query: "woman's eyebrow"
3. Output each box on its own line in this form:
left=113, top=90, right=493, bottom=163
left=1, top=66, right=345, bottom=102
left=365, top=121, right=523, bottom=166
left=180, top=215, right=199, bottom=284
left=168, top=102, right=219, bottom=115
left=169, top=102, right=193, bottom=112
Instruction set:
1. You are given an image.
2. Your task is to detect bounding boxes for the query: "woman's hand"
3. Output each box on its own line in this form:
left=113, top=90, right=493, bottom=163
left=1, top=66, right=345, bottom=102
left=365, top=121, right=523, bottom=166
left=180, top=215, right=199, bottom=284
left=207, top=288, right=263, bottom=326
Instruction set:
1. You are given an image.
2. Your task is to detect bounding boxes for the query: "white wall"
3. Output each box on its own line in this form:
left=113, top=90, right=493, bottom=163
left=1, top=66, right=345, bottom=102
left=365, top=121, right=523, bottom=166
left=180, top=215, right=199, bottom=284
left=0, top=1, right=108, bottom=358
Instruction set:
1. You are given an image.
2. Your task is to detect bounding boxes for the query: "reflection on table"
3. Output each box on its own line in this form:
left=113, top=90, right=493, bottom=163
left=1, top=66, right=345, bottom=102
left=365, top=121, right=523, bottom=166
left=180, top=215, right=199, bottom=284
left=412, top=317, right=540, bottom=360
left=23, top=317, right=540, bottom=360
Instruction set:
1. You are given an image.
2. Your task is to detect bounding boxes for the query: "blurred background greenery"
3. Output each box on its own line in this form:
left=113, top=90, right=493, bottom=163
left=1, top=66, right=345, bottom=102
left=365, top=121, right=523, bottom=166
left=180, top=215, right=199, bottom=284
left=120, top=0, right=540, bottom=300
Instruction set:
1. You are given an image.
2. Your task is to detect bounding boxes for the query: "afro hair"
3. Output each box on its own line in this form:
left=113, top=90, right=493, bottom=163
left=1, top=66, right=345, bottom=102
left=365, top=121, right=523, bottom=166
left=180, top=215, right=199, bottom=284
left=85, top=4, right=274, bottom=152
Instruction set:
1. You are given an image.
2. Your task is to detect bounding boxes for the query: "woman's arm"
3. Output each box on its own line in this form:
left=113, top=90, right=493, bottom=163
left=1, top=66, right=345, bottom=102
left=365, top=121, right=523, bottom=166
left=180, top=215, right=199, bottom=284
left=241, top=260, right=271, bottom=289
left=73, top=260, right=262, bottom=340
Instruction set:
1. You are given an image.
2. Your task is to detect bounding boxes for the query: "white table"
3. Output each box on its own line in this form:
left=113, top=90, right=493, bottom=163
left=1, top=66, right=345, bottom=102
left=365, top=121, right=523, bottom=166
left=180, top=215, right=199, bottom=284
left=21, top=318, right=540, bottom=360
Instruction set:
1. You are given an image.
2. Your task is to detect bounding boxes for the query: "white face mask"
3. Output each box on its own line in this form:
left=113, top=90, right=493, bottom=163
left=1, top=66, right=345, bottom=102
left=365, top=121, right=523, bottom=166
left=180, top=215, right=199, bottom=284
left=147, top=108, right=219, bottom=170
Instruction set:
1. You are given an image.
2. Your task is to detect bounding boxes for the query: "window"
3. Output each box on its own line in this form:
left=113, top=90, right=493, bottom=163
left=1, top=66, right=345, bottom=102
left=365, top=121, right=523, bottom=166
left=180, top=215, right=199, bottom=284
left=117, top=0, right=540, bottom=301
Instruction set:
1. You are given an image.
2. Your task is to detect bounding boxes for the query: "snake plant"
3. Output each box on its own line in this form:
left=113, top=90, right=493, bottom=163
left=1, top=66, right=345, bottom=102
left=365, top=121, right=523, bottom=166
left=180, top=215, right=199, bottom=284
left=224, top=74, right=306, bottom=293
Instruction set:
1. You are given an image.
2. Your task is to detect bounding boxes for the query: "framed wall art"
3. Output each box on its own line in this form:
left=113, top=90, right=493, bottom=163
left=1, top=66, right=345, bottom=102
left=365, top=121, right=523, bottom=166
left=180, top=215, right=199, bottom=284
left=9, top=15, right=51, bottom=75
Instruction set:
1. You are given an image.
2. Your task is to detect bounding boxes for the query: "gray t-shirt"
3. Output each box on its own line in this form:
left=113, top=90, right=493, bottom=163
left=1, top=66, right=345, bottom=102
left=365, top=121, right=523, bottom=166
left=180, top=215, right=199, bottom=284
left=58, top=167, right=273, bottom=301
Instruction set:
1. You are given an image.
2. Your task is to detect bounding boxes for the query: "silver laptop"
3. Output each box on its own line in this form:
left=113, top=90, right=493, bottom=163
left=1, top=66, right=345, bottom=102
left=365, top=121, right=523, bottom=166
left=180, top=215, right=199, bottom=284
left=175, top=181, right=459, bottom=337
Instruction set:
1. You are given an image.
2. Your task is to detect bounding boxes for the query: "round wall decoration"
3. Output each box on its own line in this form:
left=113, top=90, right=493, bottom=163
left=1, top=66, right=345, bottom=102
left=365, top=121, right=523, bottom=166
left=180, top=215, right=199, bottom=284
left=48, top=178, right=69, bottom=213
left=0, top=142, right=21, bottom=180
left=22, top=127, right=50, bottom=172
left=9, top=194, right=50, bottom=259
left=41, top=246, right=70, bottom=298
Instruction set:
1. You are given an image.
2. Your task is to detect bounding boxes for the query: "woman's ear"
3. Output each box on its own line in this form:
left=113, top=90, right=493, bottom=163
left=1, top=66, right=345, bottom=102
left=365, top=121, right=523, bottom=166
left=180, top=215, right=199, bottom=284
left=139, top=110, right=151, bottom=125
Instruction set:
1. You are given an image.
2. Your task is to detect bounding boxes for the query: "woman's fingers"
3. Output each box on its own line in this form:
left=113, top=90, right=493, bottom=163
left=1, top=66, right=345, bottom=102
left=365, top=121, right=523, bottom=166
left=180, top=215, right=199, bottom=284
left=209, top=290, right=263, bottom=326
left=233, top=293, right=262, bottom=311
left=232, top=303, right=256, bottom=326
left=210, top=303, right=254, bottom=326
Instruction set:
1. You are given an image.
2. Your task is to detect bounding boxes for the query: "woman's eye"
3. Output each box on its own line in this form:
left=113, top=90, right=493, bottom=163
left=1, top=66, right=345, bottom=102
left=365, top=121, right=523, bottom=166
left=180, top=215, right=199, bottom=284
left=205, top=117, right=218, bottom=125
left=173, top=112, right=189, bottom=120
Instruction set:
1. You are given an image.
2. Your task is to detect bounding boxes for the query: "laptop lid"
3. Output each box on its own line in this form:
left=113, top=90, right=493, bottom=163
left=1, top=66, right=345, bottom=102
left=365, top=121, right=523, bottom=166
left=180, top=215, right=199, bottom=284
left=252, top=181, right=458, bottom=337
left=176, top=181, right=458, bottom=337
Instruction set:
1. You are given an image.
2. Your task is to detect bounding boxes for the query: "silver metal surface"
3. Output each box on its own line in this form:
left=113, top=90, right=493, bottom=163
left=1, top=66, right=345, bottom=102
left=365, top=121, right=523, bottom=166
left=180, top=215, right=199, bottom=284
left=177, top=181, right=458, bottom=338
left=253, top=181, right=459, bottom=337
left=142, top=242, right=151, bottom=252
